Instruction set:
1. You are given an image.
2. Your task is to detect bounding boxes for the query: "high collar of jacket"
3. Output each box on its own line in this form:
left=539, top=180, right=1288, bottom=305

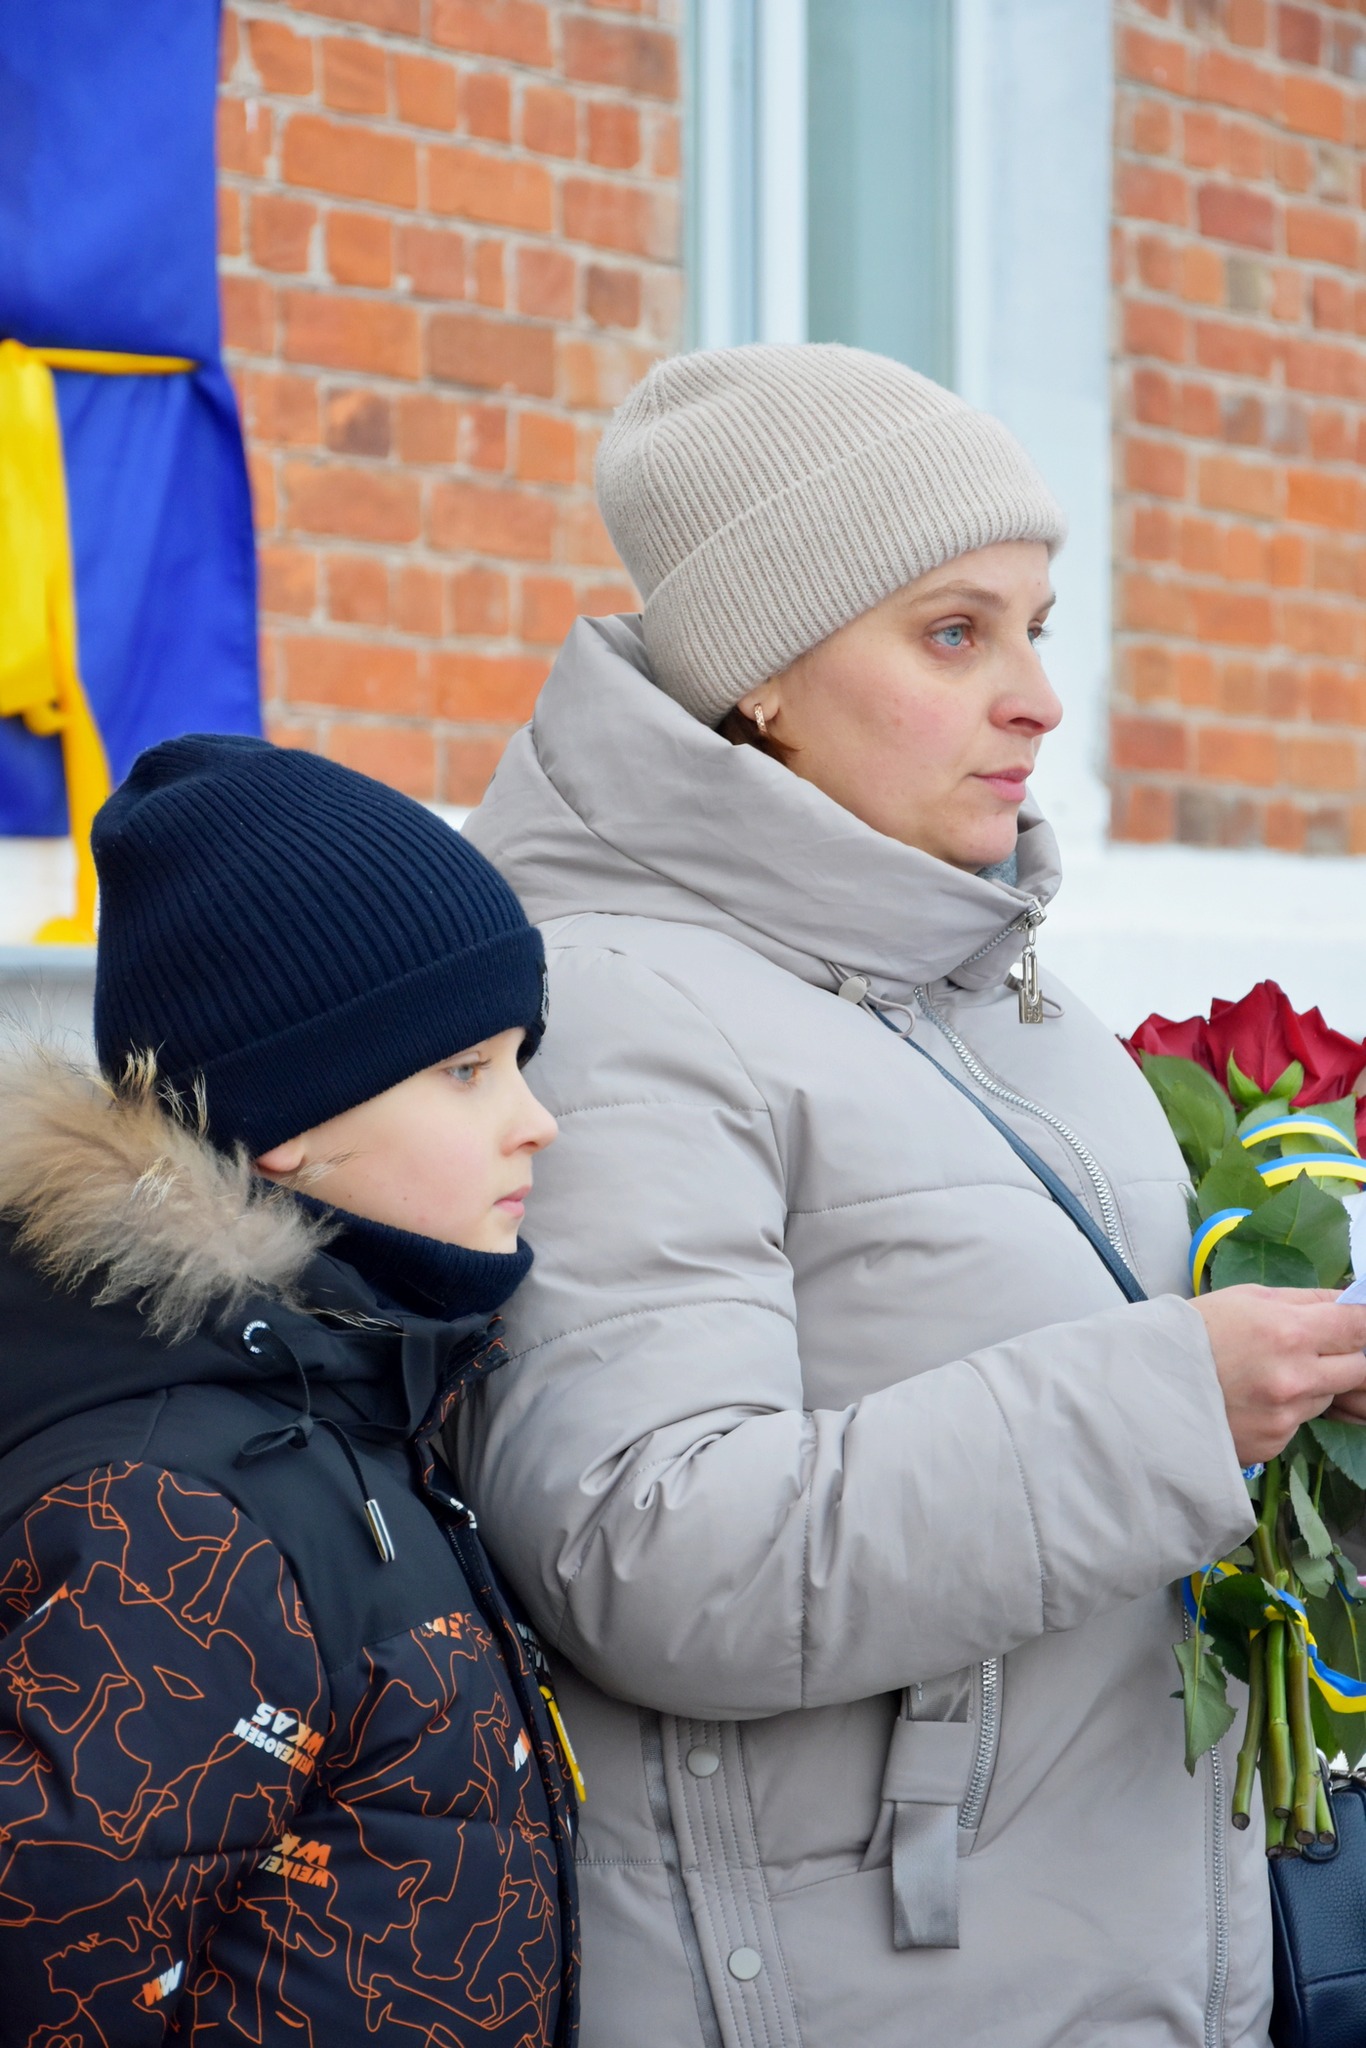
left=0, top=1042, right=505, bottom=1461
left=465, top=614, right=1064, bottom=999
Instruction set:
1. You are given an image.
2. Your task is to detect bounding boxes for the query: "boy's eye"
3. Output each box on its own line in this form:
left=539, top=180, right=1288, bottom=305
left=930, top=623, right=968, bottom=648
left=446, top=1060, right=485, bottom=1087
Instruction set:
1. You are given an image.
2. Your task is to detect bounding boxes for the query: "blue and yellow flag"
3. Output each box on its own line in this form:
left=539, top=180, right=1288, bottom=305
left=0, top=0, right=259, bottom=871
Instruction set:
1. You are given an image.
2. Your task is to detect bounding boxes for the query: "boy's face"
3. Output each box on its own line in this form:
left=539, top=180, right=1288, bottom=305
left=254, top=1028, right=558, bottom=1254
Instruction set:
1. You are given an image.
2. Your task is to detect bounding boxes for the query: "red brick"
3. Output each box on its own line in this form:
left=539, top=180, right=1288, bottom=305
left=328, top=721, right=437, bottom=799
left=428, top=478, right=554, bottom=558
left=1125, top=436, right=1187, bottom=498
left=1117, top=164, right=1187, bottom=226
left=394, top=53, right=459, bottom=130
left=248, top=19, right=314, bottom=94
left=1306, top=667, right=1364, bottom=724
left=1193, top=318, right=1276, bottom=376
left=430, top=0, right=552, bottom=67
left=220, top=5, right=241, bottom=83
left=1191, top=589, right=1275, bottom=645
left=1265, top=800, right=1306, bottom=851
left=398, top=223, right=468, bottom=299
left=1285, top=205, right=1358, bottom=267
left=564, top=176, right=669, bottom=257
left=1131, top=505, right=1176, bottom=560
left=1281, top=599, right=1358, bottom=657
left=428, top=144, right=554, bottom=229
left=397, top=392, right=461, bottom=462
left=323, top=388, right=392, bottom=456
left=1282, top=74, right=1348, bottom=142
left=1121, top=571, right=1189, bottom=635
left=587, top=102, right=642, bottom=170
left=1227, top=0, right=1267, bottom=47
left=1223, top=524, right=1269, bottom=584
left=327, top=553, right=389, bottom=624
left=581, top=579, right=636, bottom=616
left=1286, top=471, right=1359, bottom=532
left=442, top=735, right=510, bottom=807
left=466, top=238, right=501, bottom=308
left=563, top=16, right=678, bottom=99
left=283, top=292, right=421, bottom=377
left=427, top=310, right=555, bottom=394
left=1112, top=783, right=1177, bottom=843
left=282, top=114, right=418, bottom=207
left=325, top=209, right=393, bottom=287
left=1283, top=339, right=1366, bottom=398
left=1225, top=120, right=1268, bottom=183
left=557, top=498, right=620, bottom=567
left=1135, top=234, right=1176, bottom=294
left=250, top=194, right=317, bottom=273
left=222, top=274, right=276, bottom=354
left=1278, top=4, right=1321, bottom=65
left=1285, top=736, right=1358, bottom=792
left=258, top=544, right=317, bottom=617
left=321, top=36, right=387, bottom=114
left=283, top=635, right=430, bottom=715
left=1194, top=49, right=1278, bottom=119
left=1274, top=137, right=1314, bottom=192
left=649, top=111, right=681, bottom=178
left=1119, top=26, right=1190, bottom=91
left=517, top=245, right=576, bottom=319
left=1194, top=724, right=1279, bottom=783
left=393, top=564, right=445, bottom=635
left=218, top=97, right=273, bottom=177
left=560, top=335, right=656, bottom=408
left=219, top=186, right=244, bottom=258
left=1197, top=454, right=1279, bottom=518
left=1182, top=109, right=1222, bottom=169
left=1270, top=268, right=1303, bottom=322
left=1128, top=96, right=1174, bottom=158
left=285, top=460, right=422, bottom=542
left=1180, top=244, right=1224, bottom=305
left=1123, top=299, right=1188, bottom=362
left=1312, top=277, right=1354, bottom=331
left=522, top=85, right=578, bottom=156
left=1131, top=367, right=1176, bottom=427
left=241, top=370, right=319, bottom=446
left=450, top=566, right=510, bottom=633
left=247, top=446, right=278, bottom=529
left=516, top=410, right=577, bottom=481
left=1177, top=515, right=1221, bottom=575
left=1196, top=183, right=1276, bottom=249
left=520, top=575, right=579, bottom=643
left=586, top=262, right=642, bottom=329
left=432, top=650, right=549, bottom=719
left=461, top=402, right=507, bottom=470
left=462, top=70, right=513, bottom=140
left=1111, top=715, right=1188, bottom=772
left=288, top=0, right=420, bottom=30
left=1269, top=532, right=1308, bottom=586
left=1176, top=651, right=1219, bottom=705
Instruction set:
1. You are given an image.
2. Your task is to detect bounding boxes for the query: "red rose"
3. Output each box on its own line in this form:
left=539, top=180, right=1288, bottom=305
left=1123, top=980, right=1366, bottom=1147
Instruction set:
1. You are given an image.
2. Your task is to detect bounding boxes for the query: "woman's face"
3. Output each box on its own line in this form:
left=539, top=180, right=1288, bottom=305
left=739, top=540, right=1061, bottom=872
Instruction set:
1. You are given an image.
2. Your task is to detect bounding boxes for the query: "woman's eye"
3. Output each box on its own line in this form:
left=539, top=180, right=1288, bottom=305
left=930, top=623, right=968, bottom=649
left=1029, top=623, right=1050, bottom=644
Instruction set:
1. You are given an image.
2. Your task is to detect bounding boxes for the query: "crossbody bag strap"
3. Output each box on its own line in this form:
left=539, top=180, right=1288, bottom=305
left=890, top=1024, right=1149, bottom=1306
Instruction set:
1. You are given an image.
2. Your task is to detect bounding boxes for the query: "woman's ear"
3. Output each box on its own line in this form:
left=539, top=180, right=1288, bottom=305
left=254, top=1137, right=307, bottom=1179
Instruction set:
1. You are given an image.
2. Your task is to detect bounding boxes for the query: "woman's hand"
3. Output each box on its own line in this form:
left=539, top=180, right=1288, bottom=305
left=1193, top=1285, right=1366, bottom=1466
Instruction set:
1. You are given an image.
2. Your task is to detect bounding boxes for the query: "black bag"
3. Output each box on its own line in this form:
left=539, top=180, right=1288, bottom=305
left=1270, top=1776, right=1366, bottom=2048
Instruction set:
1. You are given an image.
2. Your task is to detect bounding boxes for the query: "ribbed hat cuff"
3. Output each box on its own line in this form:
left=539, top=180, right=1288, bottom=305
left=183, top=924, right=547, bottom=1156
left=642, top=414, right=1066, bottom=724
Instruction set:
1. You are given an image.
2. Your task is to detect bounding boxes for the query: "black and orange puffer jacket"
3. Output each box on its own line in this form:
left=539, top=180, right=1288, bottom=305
left=0, top=1046, right=578, bottom=2046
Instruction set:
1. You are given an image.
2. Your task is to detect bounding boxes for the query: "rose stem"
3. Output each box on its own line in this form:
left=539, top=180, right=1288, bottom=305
left=1261, top=1744, right=1287, bottom=1855
left=1315, top=1767, right=1336, bottom=1847
left=1264, top=1620, right=1293, bottom=1820
left=1251, top=1456, right=1282, bottom=1586
left=1287, top=1623, right=1318, bottom=1844
left=1231, top=1631, right=1265, bottom=1830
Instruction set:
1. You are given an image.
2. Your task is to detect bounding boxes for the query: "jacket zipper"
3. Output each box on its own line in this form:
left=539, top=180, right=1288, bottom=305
left=958, top=1655, right=1001, bottom=1836
left=911, top=983, right=1131, bottom=1262
left=1183, top=1613, right=1230, bottom=2048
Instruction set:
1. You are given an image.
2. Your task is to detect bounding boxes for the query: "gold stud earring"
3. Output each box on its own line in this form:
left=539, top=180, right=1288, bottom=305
left=753, top=704, right=768, bottom=739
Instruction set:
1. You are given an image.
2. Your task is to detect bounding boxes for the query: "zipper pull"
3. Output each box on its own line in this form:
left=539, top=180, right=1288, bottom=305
left=1016, top=903, right=1045, bottom=1025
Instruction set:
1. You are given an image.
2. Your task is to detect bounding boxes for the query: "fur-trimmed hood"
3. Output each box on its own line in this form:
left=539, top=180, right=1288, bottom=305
left=0, top=1040, right=330, bottom=1342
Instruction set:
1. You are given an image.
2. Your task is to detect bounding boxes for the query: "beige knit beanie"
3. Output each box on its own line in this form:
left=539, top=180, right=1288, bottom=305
left=595, top=342, right=1067, bottom=726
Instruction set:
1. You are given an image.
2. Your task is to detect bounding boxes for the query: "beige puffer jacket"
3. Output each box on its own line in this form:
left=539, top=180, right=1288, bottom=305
left=461, top=615, right=1270, bottom=2048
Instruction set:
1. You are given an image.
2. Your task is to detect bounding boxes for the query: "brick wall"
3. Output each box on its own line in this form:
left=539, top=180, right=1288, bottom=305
left=217, top=0, right=682, bottom=805
left=1111, top=0, right=1366, bottom=855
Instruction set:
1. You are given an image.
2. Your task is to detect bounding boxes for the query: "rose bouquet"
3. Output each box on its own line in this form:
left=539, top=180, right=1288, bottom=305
left=1125, top=982, right=1366, bottom=1855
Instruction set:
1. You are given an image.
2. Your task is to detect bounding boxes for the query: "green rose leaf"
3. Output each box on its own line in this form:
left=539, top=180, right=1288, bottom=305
left=1235, top=1176, right=1351, bottom=1288
left=1289, top=1456, right=1334, bottom=1560
left=1172, top=1636, right=1236, bottom=1774
left=1311, top=1096, right=1360, bottom=1149
left=1196, top=1138, right=1272, bottom=1223
left=1210, top=1237, right=1318, bottom=1291
left=1307, top=1417, right=1366, bottom=1490
left=1203, top=1572, right=1277, bottom=1633
left=1141, top=1054, right=1237, bottom=1181
left=1307, top=1586, right=1366, bottom=1772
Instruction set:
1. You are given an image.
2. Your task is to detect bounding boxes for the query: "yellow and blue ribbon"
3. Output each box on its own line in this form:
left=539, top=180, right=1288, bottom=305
left=1187, top=1116, right=1366, bottom=1292
left=1184, top=1564, right=1366, bottom=1714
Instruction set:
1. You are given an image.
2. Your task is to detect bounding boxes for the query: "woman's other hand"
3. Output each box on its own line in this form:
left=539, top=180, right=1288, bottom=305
left=1194, top=1285, right=1366, bottom=1466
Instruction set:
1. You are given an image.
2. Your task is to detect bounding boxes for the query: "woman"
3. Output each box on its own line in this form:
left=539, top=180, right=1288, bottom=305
left=460, top=345, right=1366, bottom=2047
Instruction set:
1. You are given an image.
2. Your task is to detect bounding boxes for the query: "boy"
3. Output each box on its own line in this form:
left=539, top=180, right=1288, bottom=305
left=0, top=734, right=577, bottom=2044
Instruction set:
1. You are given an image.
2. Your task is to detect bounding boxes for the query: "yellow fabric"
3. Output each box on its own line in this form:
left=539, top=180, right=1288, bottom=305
left=0, top=340, right=193, bottom=944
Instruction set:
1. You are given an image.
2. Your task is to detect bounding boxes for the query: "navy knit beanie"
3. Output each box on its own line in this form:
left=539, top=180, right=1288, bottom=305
left=92, top=734, right=546, bottom=1156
